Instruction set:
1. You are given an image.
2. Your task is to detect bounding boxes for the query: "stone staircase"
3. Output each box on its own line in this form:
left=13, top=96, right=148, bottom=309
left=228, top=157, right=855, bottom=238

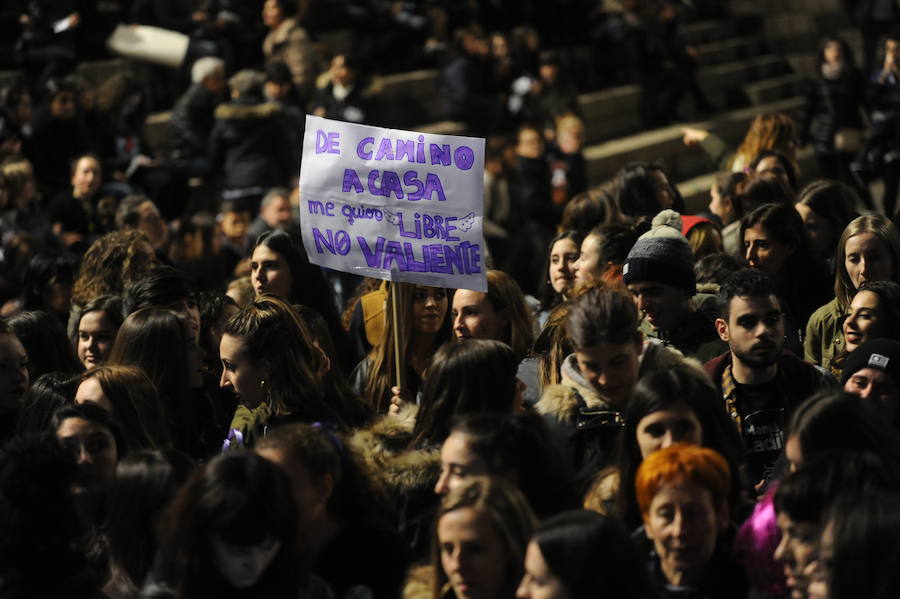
left=577, top=12, right=809, bottom=211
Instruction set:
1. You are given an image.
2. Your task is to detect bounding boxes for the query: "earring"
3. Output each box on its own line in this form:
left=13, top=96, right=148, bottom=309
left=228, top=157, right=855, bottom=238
left=260, top=379, right=267, bottom=389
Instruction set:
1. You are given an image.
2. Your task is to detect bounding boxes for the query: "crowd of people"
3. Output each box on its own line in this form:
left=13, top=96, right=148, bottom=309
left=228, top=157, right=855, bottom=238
left=2, top=1, right=900, bottom=599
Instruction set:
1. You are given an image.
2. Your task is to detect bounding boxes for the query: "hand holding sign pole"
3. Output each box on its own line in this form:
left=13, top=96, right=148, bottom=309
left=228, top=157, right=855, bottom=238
left=299, top=116, right=486, bottom=395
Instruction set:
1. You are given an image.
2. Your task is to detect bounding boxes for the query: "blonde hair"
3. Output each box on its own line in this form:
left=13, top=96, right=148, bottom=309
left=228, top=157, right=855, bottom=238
left=556, top=112, right=584, bottom=136
left=538, top=302, right=571, bottom=388
left=432, top=478, right=536, bottom=599
left=834, top=214, right=900, bottom=309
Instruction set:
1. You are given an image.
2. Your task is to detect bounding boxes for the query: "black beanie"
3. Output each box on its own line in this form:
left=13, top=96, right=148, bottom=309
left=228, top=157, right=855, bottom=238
left=841, top=338, right=900, bottom=386
left=622, top=210, right=696, bottom=293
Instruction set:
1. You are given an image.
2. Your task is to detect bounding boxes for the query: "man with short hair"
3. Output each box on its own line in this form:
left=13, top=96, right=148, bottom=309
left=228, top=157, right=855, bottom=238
left=841, top=338, right=900, bottom=427
left=48, top=153, right=103, bottom=248
left=705, top=269, right=833, bottom=486
left=169, top=56, right=227, bottom=164
left=623, top=211, right=726, bottom=362
left=246, top=187, right=295, bottom=244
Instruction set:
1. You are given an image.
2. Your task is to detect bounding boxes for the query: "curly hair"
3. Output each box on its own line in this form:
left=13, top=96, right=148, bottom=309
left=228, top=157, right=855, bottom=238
left=72, top=230, right=157, bottom=305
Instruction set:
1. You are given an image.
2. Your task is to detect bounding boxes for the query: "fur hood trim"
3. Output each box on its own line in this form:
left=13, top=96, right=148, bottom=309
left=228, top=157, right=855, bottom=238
left=403, top=565, right=438, bottom=599
left=349, top=404, right=440, bottom=497
left=536, top=353, right=608, bottom=424
left=535, top=341, right=705, bottom=424
left=697, top=282, right=719, bottom=296
left=214, top=101, right=281, bottom=120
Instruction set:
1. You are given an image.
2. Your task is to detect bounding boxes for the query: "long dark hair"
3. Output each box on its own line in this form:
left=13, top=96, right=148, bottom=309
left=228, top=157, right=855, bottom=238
left=70, top=295, right=124, bottom=353
left=410, top=339, right=518, bottom=449
left=7, top=310, right=83, bottom=379
left=224, top=295, right=342, bottom=426
left=787, top=390, right=900, bottom=463
left=157, top=452, right=303, bottom=599
left=532, top=510, right=654, bottom=599
left=106, top=449, right=194, bottom=598
left=448, top=412, right=577, bottom=518
left=293, top=305, right=372, bottom=428
left=257, top=423, right=393, bottom=524
left=614, top=162, right=685, bottom=218
left=108, top=308, right=193, bottom=446
left=15, top=372, right=77, bottom=436
left=615, top=364, right=748, bottom=530
left=740, top=202, right=830, bottom=324
left=827, top=489, right=900, bottom=599
left=252, top=230, right=357, bottom=374
left=538, top=230, right=583, bottom=312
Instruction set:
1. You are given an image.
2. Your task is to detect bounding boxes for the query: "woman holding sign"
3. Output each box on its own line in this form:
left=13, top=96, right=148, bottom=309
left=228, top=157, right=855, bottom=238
left=350, top=282, right=451, bottom=414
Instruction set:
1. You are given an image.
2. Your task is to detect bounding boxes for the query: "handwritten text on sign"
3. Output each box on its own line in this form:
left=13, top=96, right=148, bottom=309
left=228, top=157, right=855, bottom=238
left=299, top=116, right=486, bottom=291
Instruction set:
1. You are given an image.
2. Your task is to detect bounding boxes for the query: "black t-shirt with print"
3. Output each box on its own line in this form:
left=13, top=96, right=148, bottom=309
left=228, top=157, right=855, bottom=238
left=733, top=379, right=785, bottom=485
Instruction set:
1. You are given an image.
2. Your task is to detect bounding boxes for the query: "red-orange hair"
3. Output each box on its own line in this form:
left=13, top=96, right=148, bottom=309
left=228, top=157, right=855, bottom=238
left=635, top=443, right=731, bottom=519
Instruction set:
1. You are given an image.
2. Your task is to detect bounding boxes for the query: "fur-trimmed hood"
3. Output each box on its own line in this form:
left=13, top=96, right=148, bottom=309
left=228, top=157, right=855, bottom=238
left=536, top=340, right=705, bottom=424
left=349, top=405, right=440, bottom=500
left=403, top=565, right=439, bottom=599
left=214, top=100, right=282, bottom=120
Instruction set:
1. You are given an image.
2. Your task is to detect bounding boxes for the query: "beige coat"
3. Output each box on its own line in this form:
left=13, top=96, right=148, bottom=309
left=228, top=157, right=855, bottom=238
left=263, top=18, right=316, bottom=99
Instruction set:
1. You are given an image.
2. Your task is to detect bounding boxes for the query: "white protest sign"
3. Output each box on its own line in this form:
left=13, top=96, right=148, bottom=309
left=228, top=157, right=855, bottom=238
left=299, top=115, right=487, bottom=292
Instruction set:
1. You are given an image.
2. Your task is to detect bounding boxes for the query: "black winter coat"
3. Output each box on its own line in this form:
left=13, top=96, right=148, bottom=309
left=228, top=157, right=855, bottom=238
left=208, top=97, right=294, bottom=191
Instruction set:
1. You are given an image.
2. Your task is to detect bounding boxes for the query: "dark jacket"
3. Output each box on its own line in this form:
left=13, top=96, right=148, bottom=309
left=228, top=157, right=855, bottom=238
left=866, top=68, right=900, bottom=144
left=704, top=350, right=835, bottom=485
left=537, top=342, right=704, bottom=491
left=512, top=155, right=559, bottom=226
left=169, top=82, right=222, bottom=160
left=639, top=293, right=729, bottom=363
left=208, top=97, right=294, bottom=191
left=24, top=107, right=90, bottom=194
left=636, top=526, right=750, bottom=599
left=311, top=83, right=371, bottom=125
left=803, top=66, right=866, bottom=148
left=350, top=406, right=440, bottom=559
left=703, top=351, right=833, bottom=424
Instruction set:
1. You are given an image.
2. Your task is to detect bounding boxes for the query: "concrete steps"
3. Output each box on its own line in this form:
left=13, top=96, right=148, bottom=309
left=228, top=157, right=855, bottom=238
left=744, top=73, right=809, bottom=105
left=683, top=19, right=738, bottom=45
left=577, top=85, right=643, bottom=144
left=368, top=69, right=445, bottom=128
left=0, top=58, right=130, bottom=91
left=582, top=96, right=807, bottom=184
left=694, top=35, right=769, bottom=67
left=678, top=172, right=718, bottom=213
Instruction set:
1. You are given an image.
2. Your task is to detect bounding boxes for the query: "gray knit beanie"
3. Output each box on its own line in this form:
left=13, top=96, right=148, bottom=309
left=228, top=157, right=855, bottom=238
left=622, top=210, right=696, bottom=293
